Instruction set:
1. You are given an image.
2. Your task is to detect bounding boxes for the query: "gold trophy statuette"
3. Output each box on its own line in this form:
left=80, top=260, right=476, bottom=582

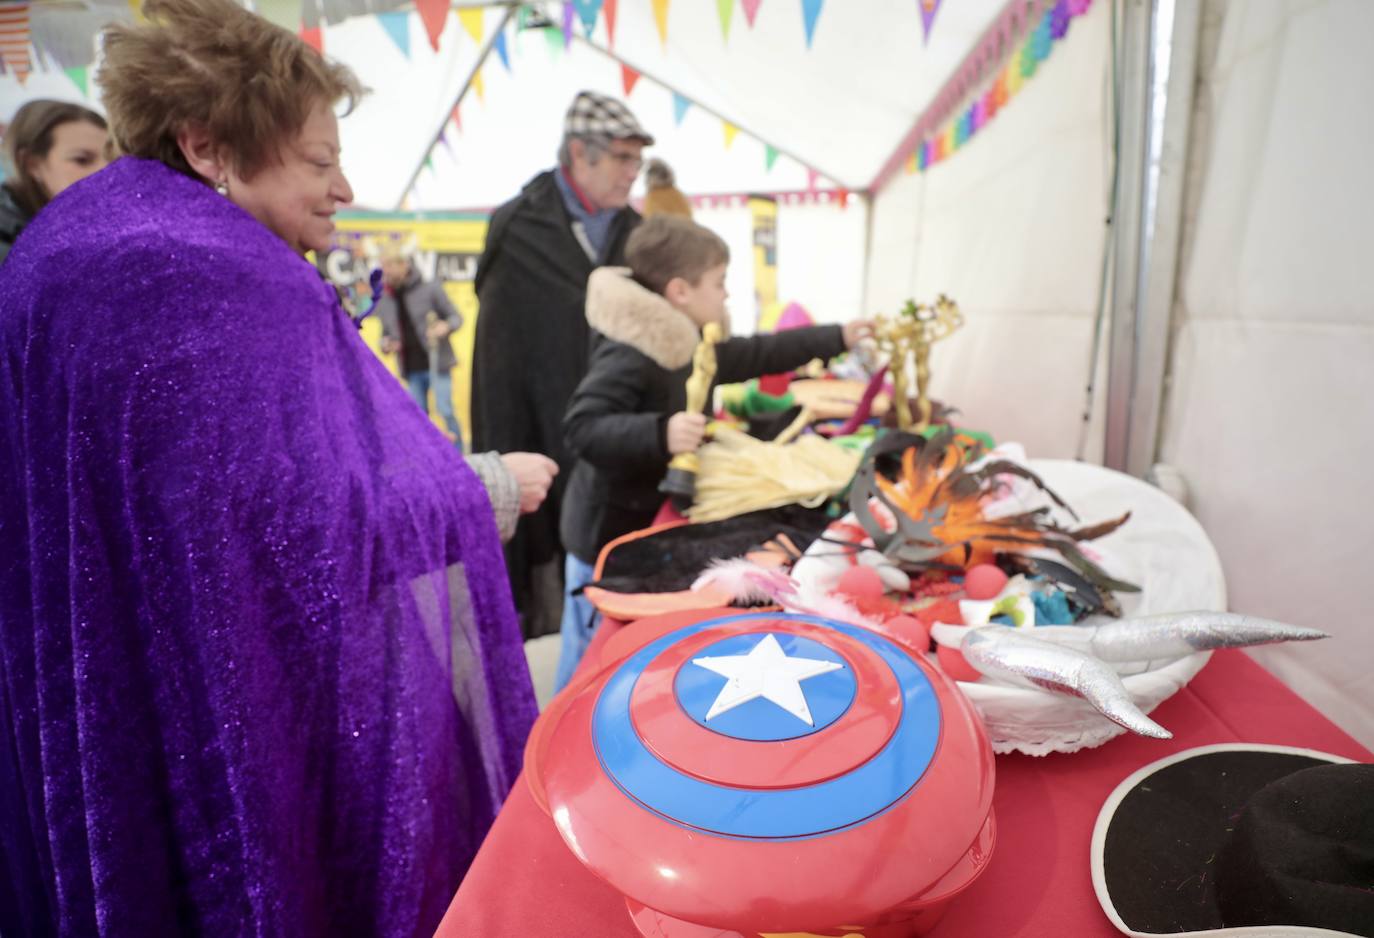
left=874, top=295, right=963, bottom=431
left=659, top=321, right=723, bottom=508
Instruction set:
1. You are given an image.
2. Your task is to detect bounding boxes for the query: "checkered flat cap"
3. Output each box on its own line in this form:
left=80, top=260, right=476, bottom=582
left=564, top=91, right=655, bottom=145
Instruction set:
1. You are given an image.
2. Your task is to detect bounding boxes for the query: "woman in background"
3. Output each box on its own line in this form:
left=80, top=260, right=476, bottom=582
left=0, top=99, right=109, bottom=263
left=642, top=156, right=693, bottom=219
left=0, top=1, right=536, bottom=935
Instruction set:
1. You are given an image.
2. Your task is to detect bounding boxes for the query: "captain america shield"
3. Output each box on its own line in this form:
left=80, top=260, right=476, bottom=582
left=530, top=610, right=996, bottom=933
left=591, top=613, right=942, bottom=838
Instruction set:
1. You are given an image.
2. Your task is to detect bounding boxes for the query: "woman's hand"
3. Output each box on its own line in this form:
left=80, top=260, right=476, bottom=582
left=499, top=452, right=559, bottom=514
left=666, top=412, right=707, bottom=455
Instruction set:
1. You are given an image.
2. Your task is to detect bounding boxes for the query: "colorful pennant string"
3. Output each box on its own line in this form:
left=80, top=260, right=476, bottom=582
left=572, top=0, right=603, bottom=36
left=604, top=0, right=619, bottom=47
left=415, top=0, right=447, bottom=51
left=458, top=9, right=484, bottom=45
left=377, top=11, right=409, bottom=59
left=493, top=29, right=510, bottom=71
left=800, top=0, right=823, bottom=49
left=652, top=0, right=670, bottom=46
left=910, top=0, right=1091, bottom=175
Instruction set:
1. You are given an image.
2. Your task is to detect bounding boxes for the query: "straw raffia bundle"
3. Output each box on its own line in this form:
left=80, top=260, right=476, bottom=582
left=687, top=423, right=861, bottom=523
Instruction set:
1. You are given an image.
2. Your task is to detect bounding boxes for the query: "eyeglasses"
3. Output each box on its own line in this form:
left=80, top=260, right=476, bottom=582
left=606, top=150, right=644, bottom=171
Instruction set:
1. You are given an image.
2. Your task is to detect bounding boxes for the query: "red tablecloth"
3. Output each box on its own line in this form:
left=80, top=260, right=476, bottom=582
left=437, top=618, right=1370, bottom=938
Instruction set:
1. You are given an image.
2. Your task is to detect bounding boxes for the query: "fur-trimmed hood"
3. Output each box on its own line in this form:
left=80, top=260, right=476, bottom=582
left=586, top=266, right=702, bottom=370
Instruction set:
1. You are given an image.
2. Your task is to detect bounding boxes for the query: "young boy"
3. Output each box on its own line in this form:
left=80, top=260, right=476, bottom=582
left=553, top=215, right=871, bottom=689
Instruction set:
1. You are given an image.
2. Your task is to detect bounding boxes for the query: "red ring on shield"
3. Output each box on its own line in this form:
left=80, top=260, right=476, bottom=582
left=628, top=618, right=903, bottom=790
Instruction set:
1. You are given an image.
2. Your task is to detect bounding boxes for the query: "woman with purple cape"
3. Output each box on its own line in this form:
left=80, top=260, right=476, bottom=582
left=0, top=0, right=538, bottom=934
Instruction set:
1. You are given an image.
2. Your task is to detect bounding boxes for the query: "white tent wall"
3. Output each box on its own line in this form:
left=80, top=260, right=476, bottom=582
left=687, top=197, right=868, bottom=338
left=1158, top=0, right=1374, bottom=747
left=691, top=202, right=757, bottom=338
left=775, top=198, right=869, bottom=326
left=865, top=0, right=1112, bottom=460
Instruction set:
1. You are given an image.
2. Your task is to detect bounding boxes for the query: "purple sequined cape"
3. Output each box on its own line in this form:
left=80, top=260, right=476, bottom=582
left=0, top=158, right=537, bottom=937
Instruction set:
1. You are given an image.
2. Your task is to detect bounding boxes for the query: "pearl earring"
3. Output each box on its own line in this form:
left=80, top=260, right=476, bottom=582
left=214, top=179, right=229, bottom=196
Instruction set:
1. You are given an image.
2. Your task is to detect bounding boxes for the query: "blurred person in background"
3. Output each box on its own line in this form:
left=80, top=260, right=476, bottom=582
left=641, top=156, right=692, bottom=219
left=0, top=99, right=109, bottom=263
left=376, top=243, right=466, bottom=446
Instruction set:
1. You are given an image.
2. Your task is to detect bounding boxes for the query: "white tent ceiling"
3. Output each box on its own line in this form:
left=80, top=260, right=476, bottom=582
left=3, top=0, right=1010, bottom=211
left=335, top=0, right=1009, bottom=209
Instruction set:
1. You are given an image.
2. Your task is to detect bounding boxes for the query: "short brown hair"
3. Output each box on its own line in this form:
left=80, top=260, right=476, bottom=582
left=2, top=100, right=108, bottom=216
left=625, top=216, right=729, bottom=295
left=97, top=0, right=364, bottom=182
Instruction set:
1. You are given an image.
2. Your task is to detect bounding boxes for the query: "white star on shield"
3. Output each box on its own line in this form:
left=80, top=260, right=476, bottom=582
left=690, top=633, right=844, bottom=726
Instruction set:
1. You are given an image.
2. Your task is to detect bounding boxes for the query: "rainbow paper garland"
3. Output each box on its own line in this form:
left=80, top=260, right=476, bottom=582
left=913, top=0, right=1093, bottom=173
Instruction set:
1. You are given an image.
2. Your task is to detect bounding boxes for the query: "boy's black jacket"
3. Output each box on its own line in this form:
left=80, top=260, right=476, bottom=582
left=560, top=267, right=845, bottom=564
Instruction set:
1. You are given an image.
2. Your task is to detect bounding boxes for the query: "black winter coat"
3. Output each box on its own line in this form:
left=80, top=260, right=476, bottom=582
left=471, top=170, right=640, bottom=635
left=0, top=184, right=32, bottom=267
left=560, top=268, right=846, bottom=564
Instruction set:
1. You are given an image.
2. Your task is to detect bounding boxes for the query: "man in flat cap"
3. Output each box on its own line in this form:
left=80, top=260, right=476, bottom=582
left=471, top=90, right=653, bottom=640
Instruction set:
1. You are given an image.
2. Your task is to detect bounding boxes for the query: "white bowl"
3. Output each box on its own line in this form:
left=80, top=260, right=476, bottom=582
left=955, top=459, right=1227, bottom=755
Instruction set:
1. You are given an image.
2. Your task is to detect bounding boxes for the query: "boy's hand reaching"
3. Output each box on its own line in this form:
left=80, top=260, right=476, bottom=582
left=666, top=412, right=708, bottom=455
left=843, top=319, right=876, bottom=349
left=499, top=452, right=559, bottom=514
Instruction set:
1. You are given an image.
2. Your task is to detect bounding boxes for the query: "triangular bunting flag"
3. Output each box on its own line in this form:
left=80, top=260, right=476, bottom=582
left=717, top=0, right=733, bottom=39
left=918, top=0, right=942, bottom=44
left=493, top=29, right=510, bottom=71
left=572, top=0, right=602, bottom=36
left=543, top=25, right=564, bottom=58
left=1, top=2, right=34, bottom=87
left=800, top=0, right=823, bottom=48
left=65, top=65, right=87, bottom=97
left=377, top=11, right=410, bottom=59
left=415, top=0, right=448, bottom=51
left=652, top=0, right=670, bottom=46
left=837, top=186, right=849, bottom=209
left=128, top=0, right=146, bottom=23
left=423, top=153, right=434, bottom=174
left=722, top=121, right=739, bottom=149
left=764, top=144, right=779, bottom=171
left=741, top=0, right=763, bottom=27
left=451, top=105, right=462, bottom=133
left=299, top=25, right=324, bottom=53
left=459, top=9, right=483, bottom=45
left=257, top=0, right=299, bottom=31
left=472, top=69, right=485, bottom=103
left=604, top=0, right=619, bottom=47
left=806, top=168, right=819, bottom=190
left=905, top=150, right=917, bottom=174
left=437, top=130, right=454, bottom=157
left=561, top=3, right=573, bottom=47
left=672, top=92, right=691, bottom=126
left=621, top=63, right=640, bottom=96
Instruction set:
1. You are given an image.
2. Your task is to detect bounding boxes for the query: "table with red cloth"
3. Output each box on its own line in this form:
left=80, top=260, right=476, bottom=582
left=436, top=612, right=1372, bottom=938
